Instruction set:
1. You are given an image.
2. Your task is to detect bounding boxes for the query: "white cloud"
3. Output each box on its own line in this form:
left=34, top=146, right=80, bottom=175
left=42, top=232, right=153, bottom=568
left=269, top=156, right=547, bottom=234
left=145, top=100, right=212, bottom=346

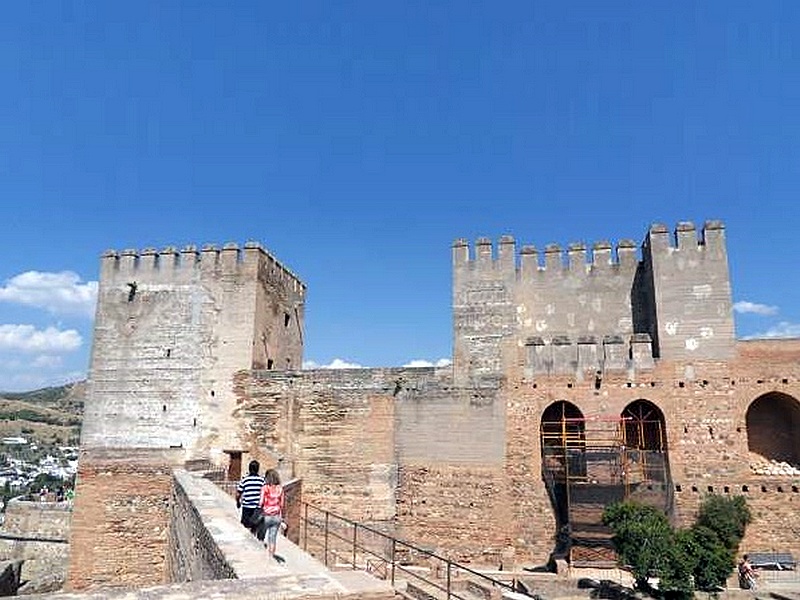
left=733, top=301, right=779, bottom=316
left=302, top=358, right=364, bottom=369
left=403, top=358, right=452, bottom=368
left=745, top=321, right=800, bottom=339
left=0, top=325, right=82, bottom=353
left=0, top=271, right=97, bottom=317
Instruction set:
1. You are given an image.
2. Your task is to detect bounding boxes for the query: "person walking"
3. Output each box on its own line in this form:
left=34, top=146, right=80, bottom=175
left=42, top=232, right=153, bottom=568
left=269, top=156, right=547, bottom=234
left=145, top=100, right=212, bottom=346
left=236, top=460, right=265, bottom=538
left=259, top=468, right=285, bottom=561
left=738, top=554, right=758, bottom=590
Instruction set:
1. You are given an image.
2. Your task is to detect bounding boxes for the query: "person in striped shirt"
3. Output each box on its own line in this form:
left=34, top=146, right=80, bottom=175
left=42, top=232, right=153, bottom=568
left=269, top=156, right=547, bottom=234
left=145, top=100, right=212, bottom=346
left=236, top=460, right=265, bottom=538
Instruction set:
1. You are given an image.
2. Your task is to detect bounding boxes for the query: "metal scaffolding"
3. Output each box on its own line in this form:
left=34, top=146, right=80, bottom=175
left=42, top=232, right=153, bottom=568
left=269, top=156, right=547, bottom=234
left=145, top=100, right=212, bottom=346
left=540, top=401, right=672, bottom=567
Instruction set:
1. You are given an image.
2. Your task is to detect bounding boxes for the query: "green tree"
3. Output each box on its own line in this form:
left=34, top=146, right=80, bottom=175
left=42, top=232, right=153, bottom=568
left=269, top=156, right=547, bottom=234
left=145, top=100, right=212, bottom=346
left=603, top=502, right=685, bottom=592
left=695, top=494, right=751, bottom=554
left=676, top=525, right=733, bottom=591
left=604, top=495, right=751, bottom=597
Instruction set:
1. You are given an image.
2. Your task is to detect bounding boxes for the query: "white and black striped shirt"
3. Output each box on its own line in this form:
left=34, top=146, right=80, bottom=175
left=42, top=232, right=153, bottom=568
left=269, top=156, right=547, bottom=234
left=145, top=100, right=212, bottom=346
left=237, top=474, right=265, bottom=508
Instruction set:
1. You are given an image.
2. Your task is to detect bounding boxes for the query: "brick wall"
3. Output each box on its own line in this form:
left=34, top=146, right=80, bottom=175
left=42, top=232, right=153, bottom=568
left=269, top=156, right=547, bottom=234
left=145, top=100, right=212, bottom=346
left=66, top=449, right=179, bottom=591
left=234, top=338, right=800, bottom=569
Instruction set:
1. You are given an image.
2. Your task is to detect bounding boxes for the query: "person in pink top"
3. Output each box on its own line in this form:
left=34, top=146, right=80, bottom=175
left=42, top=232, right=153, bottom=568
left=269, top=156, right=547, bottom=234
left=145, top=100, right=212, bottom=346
left=260, top=469, right=285, bottom=561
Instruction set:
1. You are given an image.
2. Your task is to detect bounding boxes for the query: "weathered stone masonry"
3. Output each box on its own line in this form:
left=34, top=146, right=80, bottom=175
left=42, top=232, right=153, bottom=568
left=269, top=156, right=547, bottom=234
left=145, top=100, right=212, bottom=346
left=70, top=221, right=800, bottom=590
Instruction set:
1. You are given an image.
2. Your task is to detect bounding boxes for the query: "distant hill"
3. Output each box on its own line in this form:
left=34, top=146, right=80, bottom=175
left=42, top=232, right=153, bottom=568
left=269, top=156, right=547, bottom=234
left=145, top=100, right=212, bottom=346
left=0, top=382, right=85, bottom=447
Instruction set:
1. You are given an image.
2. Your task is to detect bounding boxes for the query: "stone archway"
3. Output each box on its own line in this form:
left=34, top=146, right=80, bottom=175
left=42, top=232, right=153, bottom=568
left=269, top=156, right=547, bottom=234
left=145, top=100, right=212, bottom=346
left=540, top=401, right=586, bottom=550
left=746, top=392, right=800, bottom=468
left=620, top=399, right=671, bottom=505
left=541, top=400, right=587, bottom=479
left=621, top=399, right=668, bottom=452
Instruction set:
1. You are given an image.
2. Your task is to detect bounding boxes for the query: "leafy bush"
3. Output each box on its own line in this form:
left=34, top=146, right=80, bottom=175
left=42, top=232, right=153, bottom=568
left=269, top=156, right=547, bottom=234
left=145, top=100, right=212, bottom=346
left=695, top=494, right=751, bottom=554
left=603, top=494, right=751, bottom=597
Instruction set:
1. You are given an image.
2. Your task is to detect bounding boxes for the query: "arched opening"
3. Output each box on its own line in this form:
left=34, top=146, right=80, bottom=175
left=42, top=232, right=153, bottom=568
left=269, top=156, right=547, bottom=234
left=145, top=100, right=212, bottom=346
left=746, top=392, right=800, bottom=467
left=540, top=401, right=586, bottom=555
left=621, top=399, right=667, bottom=452
left=620, top=399, right=670, bottom=500
left=541, top=401, right=587, bottom=479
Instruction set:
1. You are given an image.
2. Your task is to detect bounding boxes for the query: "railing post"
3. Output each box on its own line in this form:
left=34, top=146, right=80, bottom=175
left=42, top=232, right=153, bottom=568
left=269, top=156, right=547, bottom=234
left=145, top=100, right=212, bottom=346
left=303, top=503, right=308, bottom=551
left=352, top=522, right=358, bottom=569
left=446, top=560, right=452, bottom=600
left=324, top=511, right=330, bottom=566
left=390, top=538, right=396, bottom=587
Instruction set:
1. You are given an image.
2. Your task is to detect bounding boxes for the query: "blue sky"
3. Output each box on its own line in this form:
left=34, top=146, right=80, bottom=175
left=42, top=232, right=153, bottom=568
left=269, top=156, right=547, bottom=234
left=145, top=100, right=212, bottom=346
left=0, top=1, right=797, bottom=391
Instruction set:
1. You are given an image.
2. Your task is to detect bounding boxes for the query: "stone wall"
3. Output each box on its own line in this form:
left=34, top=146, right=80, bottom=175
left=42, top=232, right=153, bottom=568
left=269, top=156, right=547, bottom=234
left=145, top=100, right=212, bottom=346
left=235, top=338, right=800, bottom=568
left=2, top=499, right=71, bottom=539
left=168, top=471, right=235, bottom=581
left=65, top=449, right=180, bottom=591
left=63, top=468, right=394, bottom=600
left=0, top=500, right=71, bottom=594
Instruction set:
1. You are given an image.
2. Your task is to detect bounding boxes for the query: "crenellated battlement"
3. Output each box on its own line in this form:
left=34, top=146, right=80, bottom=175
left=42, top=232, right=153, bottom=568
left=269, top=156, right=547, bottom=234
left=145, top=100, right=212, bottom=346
left=453, top=219, right=734, bottom=384
left=100, top=241, right=306, bottom=293
left=645, top=220, right=726, bottom=254
left=453, top=235, right=641, bottom=276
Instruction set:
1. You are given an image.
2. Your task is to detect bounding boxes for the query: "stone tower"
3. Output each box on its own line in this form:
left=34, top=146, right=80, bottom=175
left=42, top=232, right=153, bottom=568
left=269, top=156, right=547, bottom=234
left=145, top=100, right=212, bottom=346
left=452, top=221, right=735, bottom=384
left=81, top=241, right=306, bottom=461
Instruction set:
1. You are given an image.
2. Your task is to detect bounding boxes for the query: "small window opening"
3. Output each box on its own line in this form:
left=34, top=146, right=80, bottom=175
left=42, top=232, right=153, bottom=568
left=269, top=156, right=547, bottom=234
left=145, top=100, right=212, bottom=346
left=691, top=486, right=698, bottom=492
left=778, top=486, right=784, bottom=492
left=127, top=282, right=138, bottom=302
left=782, top=378, right=789, bottom=384
left=742, top=485, right=749, bottom=492
left=761, top=485, right=768, bottom=492
left=567, top=382, right=573, bottom=389
left=792, top=486, right=798, bottom=493
left=162, top=404, right=167, bottom=412
left=724, top=486, right=730, bottom=493
left=678, top=381, right=685, bottom=388
left=707, top=485, right=714, bottom=493
left=210, top=390, right=215, bottom=397
left=165, top=348, right=171, bottom=358
left=675, top=484, right=682, bottom=492
left=267, top=359, right=274, bottom=370
left=284, top=313, right=290, bottom=327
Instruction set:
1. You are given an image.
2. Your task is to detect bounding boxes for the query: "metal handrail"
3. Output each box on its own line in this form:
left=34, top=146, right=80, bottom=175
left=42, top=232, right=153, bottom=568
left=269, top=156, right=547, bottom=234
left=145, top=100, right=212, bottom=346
left=299, top=502, right=534, bottom=600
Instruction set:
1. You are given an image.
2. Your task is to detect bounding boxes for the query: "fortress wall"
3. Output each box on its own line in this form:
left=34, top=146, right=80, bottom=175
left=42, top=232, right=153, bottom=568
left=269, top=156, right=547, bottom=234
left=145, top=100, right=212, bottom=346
left=2, top=499, right=71, bottom=539
left=674, top=486, right=800, bottom=560
left=514, top=241, right=639, bottom=353
left=168, top=470, right=236, bottom=582
left=0, top=500, right=71, bottom=594
left=66, top=449, right=180, bottom=591
left=238, top=369, right=403, bottom=523
left=0, top=538, right=69, bottom=595
left=240, top=367, right=514, bottom=563
left=453, top=236, right=646, bottom=384
left=500, top=340, right=800, bottom=564
left=395, top=464, right=512, bottom=567
left=646, top=221, right=735, bottom=361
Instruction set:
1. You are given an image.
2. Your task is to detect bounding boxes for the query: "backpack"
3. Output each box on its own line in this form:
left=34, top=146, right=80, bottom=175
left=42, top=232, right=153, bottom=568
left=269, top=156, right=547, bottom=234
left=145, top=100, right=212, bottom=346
left=261, top=484, right=283, bottom=516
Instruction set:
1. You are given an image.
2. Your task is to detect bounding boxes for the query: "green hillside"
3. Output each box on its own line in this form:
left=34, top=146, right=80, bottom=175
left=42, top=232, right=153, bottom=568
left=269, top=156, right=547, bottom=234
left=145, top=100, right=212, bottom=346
left=0, top=382, right=85, bottom=447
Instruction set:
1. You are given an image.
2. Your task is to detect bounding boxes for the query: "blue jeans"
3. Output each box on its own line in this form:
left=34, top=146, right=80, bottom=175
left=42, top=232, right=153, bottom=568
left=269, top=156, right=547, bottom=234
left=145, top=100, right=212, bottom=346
left=263, top=514, right=282, bottom=547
